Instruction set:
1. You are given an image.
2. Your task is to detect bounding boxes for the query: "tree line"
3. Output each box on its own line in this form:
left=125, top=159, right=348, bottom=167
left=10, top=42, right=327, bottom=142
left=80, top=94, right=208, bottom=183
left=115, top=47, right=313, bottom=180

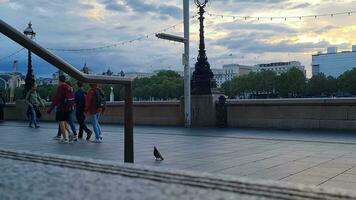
left=221, top=68, right=356, bottom=99
left=3, top=68, right=356, bottom=102
left=0, top=70, right=184, bottom=102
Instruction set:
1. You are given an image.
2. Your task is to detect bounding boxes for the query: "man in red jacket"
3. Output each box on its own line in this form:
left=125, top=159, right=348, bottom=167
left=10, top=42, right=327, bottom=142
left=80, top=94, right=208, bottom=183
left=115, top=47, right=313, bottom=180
left=47, top=75, right=73, bottom=143
left=85, top=83, right=105, bottom=143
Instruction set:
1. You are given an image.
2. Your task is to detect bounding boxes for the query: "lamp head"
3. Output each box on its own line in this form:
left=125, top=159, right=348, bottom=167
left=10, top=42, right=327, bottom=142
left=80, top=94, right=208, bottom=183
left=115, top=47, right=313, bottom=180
left=23, top=21, right=36, bottom=39
left=194, top=0, right=208, bottom=7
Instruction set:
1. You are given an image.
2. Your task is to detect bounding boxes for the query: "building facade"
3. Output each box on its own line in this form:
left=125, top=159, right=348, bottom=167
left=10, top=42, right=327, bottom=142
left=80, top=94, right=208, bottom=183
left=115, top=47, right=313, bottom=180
left=213, top=64, right=253, bottom=88
left=312, top=45, right=356, bottom=77
left=256, top=61, right=305, bottom=75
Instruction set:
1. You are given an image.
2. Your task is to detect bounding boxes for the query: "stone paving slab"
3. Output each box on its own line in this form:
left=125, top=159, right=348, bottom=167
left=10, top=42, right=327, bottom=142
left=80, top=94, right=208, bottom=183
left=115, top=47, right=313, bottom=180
left=1, top=121, right=356, bottom=192
left=0, top=156, right=265, bottom=200
left=1, top=149, right=356, bottom=200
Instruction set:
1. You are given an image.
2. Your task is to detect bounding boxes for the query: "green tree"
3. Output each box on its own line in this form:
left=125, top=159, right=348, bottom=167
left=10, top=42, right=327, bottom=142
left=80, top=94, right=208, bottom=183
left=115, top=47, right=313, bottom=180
left=277, top=67, right=306, bottom=98
left=132, top=70, right=183, bottom=100
left=337, top=68, right=356, bottom=95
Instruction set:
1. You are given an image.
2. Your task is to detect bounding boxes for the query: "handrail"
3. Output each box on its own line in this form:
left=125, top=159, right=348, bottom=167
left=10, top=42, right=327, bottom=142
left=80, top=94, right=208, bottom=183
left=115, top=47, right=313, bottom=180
left=0, top=19, right=132, bottom=85
left=0, top=19, right=134, bottom=163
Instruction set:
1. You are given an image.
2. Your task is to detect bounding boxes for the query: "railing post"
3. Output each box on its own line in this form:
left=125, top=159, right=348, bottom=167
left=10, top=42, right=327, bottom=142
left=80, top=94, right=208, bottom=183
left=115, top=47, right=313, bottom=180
left=124, top=83, right=134, bottom=163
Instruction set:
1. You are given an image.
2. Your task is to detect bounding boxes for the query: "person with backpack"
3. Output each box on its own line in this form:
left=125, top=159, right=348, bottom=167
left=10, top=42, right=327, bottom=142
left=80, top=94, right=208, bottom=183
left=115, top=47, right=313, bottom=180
left=47, top=75, right=74, bottom=144
left=0, top=92, right=5, bottom=121
left=75, top=81, right=92, bottom=140
left=25, top=84, right=45, bottom=128
left=85, top=83, right=106, bottom=143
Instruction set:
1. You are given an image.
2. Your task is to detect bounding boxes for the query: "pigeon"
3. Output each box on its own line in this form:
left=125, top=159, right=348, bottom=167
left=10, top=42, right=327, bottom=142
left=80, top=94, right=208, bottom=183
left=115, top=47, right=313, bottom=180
left=153, top=146, right=164, bottom=161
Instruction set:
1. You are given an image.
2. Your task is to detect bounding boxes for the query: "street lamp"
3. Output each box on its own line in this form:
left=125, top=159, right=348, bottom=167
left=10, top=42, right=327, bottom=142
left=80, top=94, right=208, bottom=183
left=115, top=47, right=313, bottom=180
left=191, top=0, right=214, bottom=95
left=23, top=21, right=36, bottom=96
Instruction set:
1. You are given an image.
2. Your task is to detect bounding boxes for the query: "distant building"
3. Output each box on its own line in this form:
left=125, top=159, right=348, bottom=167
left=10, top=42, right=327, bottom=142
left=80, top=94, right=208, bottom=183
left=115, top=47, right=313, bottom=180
left=102, top=69, right=114, bottom=76
left=36, top=77, right=55, bottom=86
left=0, top=72, right=25, bottom=89
left=256, top=61, right=305, bottom=75
left=174, top=64, right=253, bottom=88
left=312, top=45, right=356, bottom=77
left=124, top=72, right=153, bottom=79
left=81, top=63, right=92, bottom=74
left=212, top=64, right=254, bottom=87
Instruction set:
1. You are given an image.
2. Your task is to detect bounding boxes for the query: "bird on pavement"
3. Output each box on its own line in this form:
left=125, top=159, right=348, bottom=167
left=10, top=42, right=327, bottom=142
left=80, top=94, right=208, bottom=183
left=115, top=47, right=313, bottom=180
left=153, top=146, right=164, bottom=161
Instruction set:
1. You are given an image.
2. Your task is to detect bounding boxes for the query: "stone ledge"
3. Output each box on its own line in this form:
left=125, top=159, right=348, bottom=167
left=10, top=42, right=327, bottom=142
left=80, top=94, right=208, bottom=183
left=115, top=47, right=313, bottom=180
left=227, top=98, right=356, bottom=106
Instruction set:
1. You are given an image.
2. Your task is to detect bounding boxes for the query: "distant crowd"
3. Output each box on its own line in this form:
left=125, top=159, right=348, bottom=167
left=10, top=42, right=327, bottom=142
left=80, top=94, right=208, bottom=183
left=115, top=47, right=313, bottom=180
left=0, top=74, right=107, bottom=144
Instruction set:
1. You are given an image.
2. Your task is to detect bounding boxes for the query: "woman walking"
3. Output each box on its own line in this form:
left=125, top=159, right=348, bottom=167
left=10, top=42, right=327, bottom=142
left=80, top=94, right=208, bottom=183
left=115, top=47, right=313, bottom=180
left=25, top=84, right=44, bottom=128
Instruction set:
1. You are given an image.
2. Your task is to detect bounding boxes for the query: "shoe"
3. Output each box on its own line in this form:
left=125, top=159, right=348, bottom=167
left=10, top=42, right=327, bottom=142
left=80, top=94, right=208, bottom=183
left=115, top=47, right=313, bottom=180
left=86, top=131, right=92, bottom=141
left=58, top=138, right=70, bottom=144
left=29, top=124, right=34, bottom=128
left=69, top=134, right=78, bottom=142
left=35, top=125, right=40, bottom=128
left=53, top=136, right=61, bottom=140
left=92, top=138, right=102, bottom=143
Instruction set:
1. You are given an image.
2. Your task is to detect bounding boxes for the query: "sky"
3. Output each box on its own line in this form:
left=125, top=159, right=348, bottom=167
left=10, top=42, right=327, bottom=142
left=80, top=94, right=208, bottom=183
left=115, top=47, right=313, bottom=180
left=0, top=0, right=356, bottom=78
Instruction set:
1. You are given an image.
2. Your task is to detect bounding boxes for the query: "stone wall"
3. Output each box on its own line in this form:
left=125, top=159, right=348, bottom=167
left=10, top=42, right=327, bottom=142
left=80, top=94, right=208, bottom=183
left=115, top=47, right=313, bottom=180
left=3, top=100, right=184, bottom=126
left=5, top=98, right=356, bottom=130
left=227, top=98, right=356, bottom=131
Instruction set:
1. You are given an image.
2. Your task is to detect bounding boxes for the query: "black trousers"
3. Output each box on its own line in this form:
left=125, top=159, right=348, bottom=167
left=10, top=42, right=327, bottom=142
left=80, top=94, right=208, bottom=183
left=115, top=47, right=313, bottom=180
left=76, top=110, right=91, bottom=138
left=0, top=107, right=4, bottom=121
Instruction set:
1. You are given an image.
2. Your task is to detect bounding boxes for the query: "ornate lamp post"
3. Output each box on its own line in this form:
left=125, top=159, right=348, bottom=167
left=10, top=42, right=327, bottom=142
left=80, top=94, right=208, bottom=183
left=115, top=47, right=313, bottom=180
left=191, top=0, right=214, bottom=95
left=23, top=21, right=36, bottom=96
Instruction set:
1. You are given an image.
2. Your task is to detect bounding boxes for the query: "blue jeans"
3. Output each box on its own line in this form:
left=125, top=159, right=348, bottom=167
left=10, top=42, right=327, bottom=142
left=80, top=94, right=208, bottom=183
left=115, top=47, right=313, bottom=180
left=67, top=111, right=77, bottom=135
left=29, top=107, right=37, bottom=127
left=92, top=113, right=102, bottom=139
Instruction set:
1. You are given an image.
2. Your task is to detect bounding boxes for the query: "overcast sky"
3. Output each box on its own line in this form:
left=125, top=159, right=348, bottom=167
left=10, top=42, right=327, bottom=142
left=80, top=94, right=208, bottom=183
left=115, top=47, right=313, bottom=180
left=0, top=0, right=356, bottom=78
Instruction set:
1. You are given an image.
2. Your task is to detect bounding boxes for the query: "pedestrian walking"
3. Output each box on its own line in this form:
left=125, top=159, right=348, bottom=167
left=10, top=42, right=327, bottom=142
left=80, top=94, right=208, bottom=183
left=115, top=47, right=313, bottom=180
left=75, top=81, right=92, bottom=140
left=47, top=75, right=75, bottom=144
left=85, top=83, right=106, bottom=143
left=0, top=92, right=5, bottom=121
left=53, top=81, right=78, bottom=141
left=25, top=84, right=44, bottom=128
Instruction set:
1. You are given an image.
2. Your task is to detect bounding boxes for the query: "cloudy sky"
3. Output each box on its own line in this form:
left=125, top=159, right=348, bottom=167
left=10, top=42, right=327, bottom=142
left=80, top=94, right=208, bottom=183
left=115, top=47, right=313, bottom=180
left=0, top=0, right=356, bottom=78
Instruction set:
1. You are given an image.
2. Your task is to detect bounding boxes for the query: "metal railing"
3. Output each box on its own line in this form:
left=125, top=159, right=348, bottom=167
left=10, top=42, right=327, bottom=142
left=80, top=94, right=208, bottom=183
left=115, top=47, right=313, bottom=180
left=0, top=19, right=134, bottom=163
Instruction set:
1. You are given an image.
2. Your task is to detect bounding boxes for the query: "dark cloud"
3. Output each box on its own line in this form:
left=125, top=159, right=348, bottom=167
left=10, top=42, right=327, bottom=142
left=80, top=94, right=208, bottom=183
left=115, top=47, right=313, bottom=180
left=100, top=0, right=182, bottom=20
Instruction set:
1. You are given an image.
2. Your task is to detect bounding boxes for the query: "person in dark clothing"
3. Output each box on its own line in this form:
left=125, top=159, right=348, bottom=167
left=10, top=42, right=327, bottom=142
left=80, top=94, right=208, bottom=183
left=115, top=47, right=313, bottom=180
left=75, top=81, right=92, bottom=140
left=0, top=93, right=5, bottom=121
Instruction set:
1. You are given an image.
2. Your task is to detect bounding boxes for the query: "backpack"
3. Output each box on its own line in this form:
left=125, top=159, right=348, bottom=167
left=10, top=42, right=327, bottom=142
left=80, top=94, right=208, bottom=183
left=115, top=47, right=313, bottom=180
left=92, top=88, right=106, bottom=109
left=62, top=85, right=75, bottom=112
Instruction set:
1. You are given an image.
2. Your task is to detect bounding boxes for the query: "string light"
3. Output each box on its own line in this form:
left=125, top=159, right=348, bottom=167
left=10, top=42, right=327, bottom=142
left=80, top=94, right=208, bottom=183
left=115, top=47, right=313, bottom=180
left=47, top=15, right=198, bottom=52
left=0, top=48, right=25, bottom=62
left=207, top=10, right=356, bottom=22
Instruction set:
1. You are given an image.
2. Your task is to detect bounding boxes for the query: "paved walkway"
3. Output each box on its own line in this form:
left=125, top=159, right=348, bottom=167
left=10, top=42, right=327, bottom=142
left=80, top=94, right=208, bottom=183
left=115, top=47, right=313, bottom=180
left=1, top=121, right=356, bottom=191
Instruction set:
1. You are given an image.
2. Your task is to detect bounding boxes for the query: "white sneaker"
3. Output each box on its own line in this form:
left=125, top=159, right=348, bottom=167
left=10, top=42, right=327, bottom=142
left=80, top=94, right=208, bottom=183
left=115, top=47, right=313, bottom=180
left=92, top=138, right=102, bottom=143
left=59, top=138, right=70, bottom=144
left=70, top=135, right=78, bottom=142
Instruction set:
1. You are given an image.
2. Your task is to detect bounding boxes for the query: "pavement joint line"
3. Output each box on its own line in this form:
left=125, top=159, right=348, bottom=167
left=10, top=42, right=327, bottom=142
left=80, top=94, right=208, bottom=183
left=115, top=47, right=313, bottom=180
left=210, top=153, right=287, bottom=173
left=317, top=165, right=356, bottom=186
left=0, top=148, right=355, bottom=200
left=189, top=145, right=286, bottom=168
left=278, top=153, right=351, bottom=181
